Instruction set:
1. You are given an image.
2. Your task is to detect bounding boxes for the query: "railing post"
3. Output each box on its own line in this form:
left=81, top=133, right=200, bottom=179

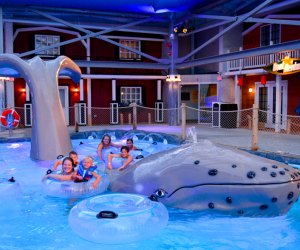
left=252, top=104, right=259, bottom=150
left=148, top=113, right=151, bottom=124
left=132, top=102, right=137, bottom=130
left=181, top=103, right=186, bottom=141
left=247, top=115, right=252, bottom=129
left=287, top=118, right=291, bottom=134
left=120, top=113, right=124, bottom=125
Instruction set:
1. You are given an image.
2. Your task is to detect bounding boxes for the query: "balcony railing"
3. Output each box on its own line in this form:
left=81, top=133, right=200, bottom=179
left=226, top=49, right=300, bottom=71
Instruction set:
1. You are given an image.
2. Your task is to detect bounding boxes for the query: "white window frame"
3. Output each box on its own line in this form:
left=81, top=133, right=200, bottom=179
left=119, top=40, right=141, bottom=60
left=35, top=34, right=60, bottom=56
left=120, top=87, right=142, bottom=105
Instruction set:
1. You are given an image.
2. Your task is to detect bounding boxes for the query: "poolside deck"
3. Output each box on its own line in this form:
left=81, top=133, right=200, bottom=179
left=1, top=123, right=300, bottom=161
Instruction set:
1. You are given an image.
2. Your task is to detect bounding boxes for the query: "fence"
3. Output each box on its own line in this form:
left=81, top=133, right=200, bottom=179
left=1, top=104, right=300, bottom=150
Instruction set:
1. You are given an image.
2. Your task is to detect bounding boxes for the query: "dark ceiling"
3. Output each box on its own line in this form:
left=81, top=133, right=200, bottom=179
left=1, top=0, right=299, bottom=36
left=1, top=0, right=300, bottom=71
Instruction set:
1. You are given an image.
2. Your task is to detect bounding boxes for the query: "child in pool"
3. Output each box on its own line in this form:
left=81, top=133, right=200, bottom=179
left=126, top=138, right=138, bottom=151
left=73, top=156, right=101, bottom=189
left=107, top=146, right=133, bottom=171
left=52, top=151, right=79, bottom=171
left=43, top=157, right=76, bottom=181
left=97, top=134, right=120, bottom=161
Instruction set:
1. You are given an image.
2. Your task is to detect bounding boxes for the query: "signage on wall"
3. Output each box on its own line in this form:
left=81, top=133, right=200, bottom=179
left=264, top=56, right=300, bottom=75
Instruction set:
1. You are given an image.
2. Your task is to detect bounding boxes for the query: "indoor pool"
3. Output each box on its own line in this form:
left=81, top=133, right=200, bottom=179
left=0, top=137, right=300, bottom=250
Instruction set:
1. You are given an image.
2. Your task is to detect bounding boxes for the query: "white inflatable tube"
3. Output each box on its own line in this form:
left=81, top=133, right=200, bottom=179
left=42, top=173, right=109, bottom=199
left=68, top=193, right=169, bottom=244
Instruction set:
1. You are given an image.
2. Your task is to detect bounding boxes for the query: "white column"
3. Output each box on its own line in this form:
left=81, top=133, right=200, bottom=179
left=79, top=78, right=84, bottom=101
left=87, top=78, right=92, bottom=125
left=157, top=80, right=161, bottom=100
left=275, top=74, right=281, bottom=133
left=234, top=75, right=241, bottom=109
left=4, top=22, right=15, bottom=107
left=112, top=79, right=116, bottom=101
left=26, top=83, right=30, bottom=101
left=86, top=38, right=92, bottom=125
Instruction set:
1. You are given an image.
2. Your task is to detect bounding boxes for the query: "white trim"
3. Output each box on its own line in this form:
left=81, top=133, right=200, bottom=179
left=81, top=74, right=166, bottom=80
left=224, top=69, right=266, bottom=76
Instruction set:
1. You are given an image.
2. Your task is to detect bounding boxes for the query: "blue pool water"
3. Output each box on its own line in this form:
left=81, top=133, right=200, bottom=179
left=0, top=138, right=300, bottom=249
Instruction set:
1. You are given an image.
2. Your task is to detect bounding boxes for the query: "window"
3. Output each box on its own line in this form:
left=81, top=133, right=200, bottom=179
left=35, top=35, right=60, bottom=56
left=119, top=40, right=141, bottom=60
left=260, top=24, right=280, bottom=46
left=120, top=87, right=142, bottom=105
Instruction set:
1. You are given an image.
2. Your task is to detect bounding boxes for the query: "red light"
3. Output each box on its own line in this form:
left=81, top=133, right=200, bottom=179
left=237, top=77, right=243, bottom=87
left=261, top=75, right=266, bottom=85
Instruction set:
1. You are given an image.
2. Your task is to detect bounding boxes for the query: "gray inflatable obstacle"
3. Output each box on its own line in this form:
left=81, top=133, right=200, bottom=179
left=110, top=140, right=300, bottom=217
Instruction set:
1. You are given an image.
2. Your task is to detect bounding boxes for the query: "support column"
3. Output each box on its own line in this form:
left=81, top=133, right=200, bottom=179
left=167, top=18, right=179, bottom=126
left=75, top=78, right=87, bottom=126
left=275, top=74, right=281, bottom=133
left=24, top=83, right=32, bottom=127
left=155, top=80, right=164, bottom=122
left=0, top=8, right=4, bottom=132
left=4, top=21, right=14, bottom=108
left=112, top=79, right=116, bottom=101
left=234, top=75, right=241, bottom=127
left=110, top=79, right=118, bottom=124
left=79, top=78, right=84, bottom=101
left=86, top=38, right=92, bottom=125
left=87, top=78, right=92, bottom=125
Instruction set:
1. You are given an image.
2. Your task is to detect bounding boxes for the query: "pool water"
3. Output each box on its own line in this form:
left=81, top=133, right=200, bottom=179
left=0, top=140, right=300, bottom=250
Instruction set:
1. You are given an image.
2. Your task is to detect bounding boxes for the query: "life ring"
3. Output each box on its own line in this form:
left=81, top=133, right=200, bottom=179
left=68, top=193, right=169, bottom=244
left=42, top=172, right=110, bottom=199
left=0, top=109, right=20, bottom=128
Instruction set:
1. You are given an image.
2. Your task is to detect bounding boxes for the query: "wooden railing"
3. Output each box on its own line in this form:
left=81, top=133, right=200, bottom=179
left=226, top=49, right=300, bottom=71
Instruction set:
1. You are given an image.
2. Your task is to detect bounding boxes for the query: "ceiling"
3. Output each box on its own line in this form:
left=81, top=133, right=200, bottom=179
left=1, top=0, right=299, bottom=35
left=1, top=0, right=300, bottom=71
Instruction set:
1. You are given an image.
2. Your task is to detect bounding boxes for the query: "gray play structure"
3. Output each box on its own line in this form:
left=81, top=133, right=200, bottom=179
left=0, top=54, right=81, bottom=160
left=110, top=140, right=300, bottom=216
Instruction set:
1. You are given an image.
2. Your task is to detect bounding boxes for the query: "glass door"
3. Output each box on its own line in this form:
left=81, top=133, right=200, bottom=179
left=255, top=81, right=287, bottom=129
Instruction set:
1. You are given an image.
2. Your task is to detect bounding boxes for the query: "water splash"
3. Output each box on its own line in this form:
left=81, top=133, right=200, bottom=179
left=149, top=137, right=154, bottom=143
left=142, top=133, right=166, bottom=143
left=187, top=126, right=197, bottom=143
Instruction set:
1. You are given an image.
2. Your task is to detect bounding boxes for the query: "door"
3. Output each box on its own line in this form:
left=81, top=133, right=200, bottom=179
left=255, top=81, right=287, bottom=129
left=59, top=86, right=69, bottom=125
left=179, top=83, right=217, bottom=124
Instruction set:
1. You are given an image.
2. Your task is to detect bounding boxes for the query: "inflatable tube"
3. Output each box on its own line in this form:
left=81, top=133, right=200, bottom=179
left=42, top=172, right=110, bottom=199
left=68, top=193, right=169, bottom=244
left=110, top=157, right=126, bottom=169
left=102, top=146, right=119, bottom=163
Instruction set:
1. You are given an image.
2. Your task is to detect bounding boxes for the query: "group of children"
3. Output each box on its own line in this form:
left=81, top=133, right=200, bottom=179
left=97, top=134, right=135, bottom=171
left=43, top=134, right=137, bottom=188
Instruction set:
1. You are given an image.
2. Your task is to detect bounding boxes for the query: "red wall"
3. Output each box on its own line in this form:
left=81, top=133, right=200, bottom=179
left=12, top=25, right=164, bottom=112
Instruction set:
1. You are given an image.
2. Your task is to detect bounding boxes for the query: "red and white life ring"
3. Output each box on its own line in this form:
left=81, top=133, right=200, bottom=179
left=0, top=109, right=20, bottom=128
